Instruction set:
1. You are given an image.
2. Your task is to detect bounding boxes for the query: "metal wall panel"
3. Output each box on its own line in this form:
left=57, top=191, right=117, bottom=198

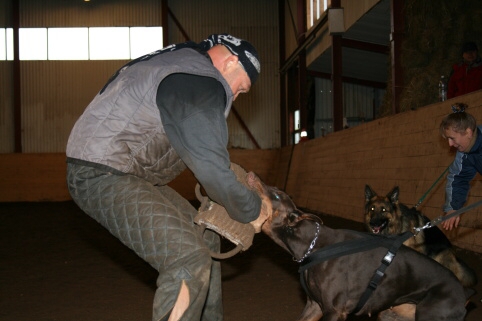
left=283, top=0, right=299, bottom=60
left=3, top=0, right=164, bottom=153
left=168, top=0, right=280, bottom=149
left=0, top=63, right=15, bottom=153
left=314, top=77, right=385, bottom=137
left=0, top=1, right=13, bottom=152
left=19, top=60, right=126, bottom=152
left=0, top=1, right=12, bottom=26
left=1, top=0, right=279, bottom=152
left=20, top=0, right=163, bottom=27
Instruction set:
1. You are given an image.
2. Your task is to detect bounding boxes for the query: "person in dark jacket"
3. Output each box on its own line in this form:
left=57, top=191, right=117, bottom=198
left=440, top=103, right=482, bottom=230
left=447, top=41, right=482, bottom=99
left=66, top=34, right=268, bottom=321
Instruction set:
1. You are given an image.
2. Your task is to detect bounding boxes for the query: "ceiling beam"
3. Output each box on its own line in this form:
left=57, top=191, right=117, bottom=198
left=341, top=38, right=389, bottom=54
left=308, top=71, right=387, bottom=89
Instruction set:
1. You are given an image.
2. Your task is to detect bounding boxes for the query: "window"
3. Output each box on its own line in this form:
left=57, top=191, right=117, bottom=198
left=130, top=27, right=163, bottom=58
left=0, top=26, right=163, bottom=61
left=89, top=27, right=130, bottom=60
left=307, top=0, right=329, bottom=28
left=20, top=28, right=47, bottom=60
left=293, top=109, right=308, bottom=144
left=48, top=28, right=89, bottom=60
left=0, top=29, right=6, bottom=60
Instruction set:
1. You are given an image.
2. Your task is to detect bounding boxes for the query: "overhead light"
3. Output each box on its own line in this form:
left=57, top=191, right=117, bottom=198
left=328, top=8, right=345, bottom=35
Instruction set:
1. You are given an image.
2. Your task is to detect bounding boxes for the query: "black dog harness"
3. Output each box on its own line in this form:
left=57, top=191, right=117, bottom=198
left=298, top=229, right=413, bottom=314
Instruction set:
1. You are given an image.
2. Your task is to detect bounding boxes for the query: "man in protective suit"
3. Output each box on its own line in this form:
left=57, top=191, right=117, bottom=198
left=66, top=34, right=268, bottom=321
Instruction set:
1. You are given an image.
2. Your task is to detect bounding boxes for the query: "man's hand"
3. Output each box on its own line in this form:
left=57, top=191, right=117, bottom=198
left=442, top=210, right=461, bottom=230
left=250, top=195, right=271, bottom=233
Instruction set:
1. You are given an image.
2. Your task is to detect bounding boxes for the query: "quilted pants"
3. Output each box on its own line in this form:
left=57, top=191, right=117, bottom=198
left=66, top=163, right=222, bottom=321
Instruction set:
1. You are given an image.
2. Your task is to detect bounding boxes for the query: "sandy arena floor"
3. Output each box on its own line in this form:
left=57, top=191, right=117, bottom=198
left=1, top=201, right=481, bottom=321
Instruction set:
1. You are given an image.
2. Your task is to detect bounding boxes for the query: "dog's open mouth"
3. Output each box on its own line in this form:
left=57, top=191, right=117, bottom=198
left=370, top=221, right=387, bottom=234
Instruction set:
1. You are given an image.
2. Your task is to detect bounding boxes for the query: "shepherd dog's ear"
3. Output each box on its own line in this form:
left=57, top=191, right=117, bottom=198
left=387, top=186, right=400, bottom=204
left=365, top=185, right=376, bottom=202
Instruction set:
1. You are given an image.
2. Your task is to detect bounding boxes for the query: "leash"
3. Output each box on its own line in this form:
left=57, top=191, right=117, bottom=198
left=414, top=165, right=450, bottom=209
left=414, top=198, right=482, bottom=234
left=299, top=231, right=387, bottom=271
left=283, top=143, right=296, bottom=191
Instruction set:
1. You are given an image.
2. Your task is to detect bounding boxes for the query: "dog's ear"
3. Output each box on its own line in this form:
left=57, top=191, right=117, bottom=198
left=288, top=211, right=299, bottom=224
left=365, top=185, right=375, bottom=202
left=387, top=186, right=400, bottom=204
left=286, top=209, right=306, bottom=226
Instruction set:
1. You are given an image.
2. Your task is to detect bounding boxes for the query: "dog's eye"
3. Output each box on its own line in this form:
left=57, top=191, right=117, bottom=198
left=382, top=208, right=386, bottom=212
left=274, top=193, right=280, bottom=200
left=371, top=207, right=375, bottom=211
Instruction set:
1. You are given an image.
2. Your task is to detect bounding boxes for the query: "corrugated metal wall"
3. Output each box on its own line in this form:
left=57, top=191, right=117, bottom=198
left=168, top=0, right=280, bottom=149
left=0, top=63, right=14, bottom=152
left=19, top=0, right=164, bottom=28
left=0, top=2, right=11, bottom=25
left=314, top=77, right=385, bottom=137
left=1, top=0, right=14, bottom=153
left=0, top=0, right=279, bottom=153
left=19, top=60, right=127, bottom=152
left=283, top=0, right=299, bottom=60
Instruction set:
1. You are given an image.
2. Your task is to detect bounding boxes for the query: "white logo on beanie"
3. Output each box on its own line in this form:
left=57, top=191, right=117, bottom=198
left=218, top=34, right=242, bottom=47
left=245, top=51, right=260, bottom=73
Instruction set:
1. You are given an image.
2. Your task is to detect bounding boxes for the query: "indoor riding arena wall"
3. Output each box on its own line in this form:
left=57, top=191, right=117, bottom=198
left=1, top=90, right=482, bottom=253
left=281, top=90, right=482, bottom=254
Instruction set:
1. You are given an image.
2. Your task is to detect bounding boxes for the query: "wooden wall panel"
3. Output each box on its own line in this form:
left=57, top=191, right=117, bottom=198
left=0, top=153, right=71, bottom=202
left=283, top=90, right=482, bottom=253
left=0, top=149, right=280, bottom=203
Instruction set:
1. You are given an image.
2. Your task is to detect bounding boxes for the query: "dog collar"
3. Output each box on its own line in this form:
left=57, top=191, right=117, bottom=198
left=294, top=222, right=320, bottom=263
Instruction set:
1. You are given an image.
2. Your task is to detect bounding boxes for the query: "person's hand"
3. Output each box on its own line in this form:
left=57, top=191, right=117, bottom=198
left=442, top=210, right=461, bottom=231
left=250, top=195, right=272, bottom=233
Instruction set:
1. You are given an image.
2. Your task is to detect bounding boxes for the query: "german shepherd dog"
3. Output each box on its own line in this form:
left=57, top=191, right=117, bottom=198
left=247, top=173, right=471, bottom=321
left=364, top=185, right=477, bottom=288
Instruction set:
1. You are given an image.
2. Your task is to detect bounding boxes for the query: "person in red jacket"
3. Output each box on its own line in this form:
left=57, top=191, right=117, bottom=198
left=447, top=41, right=482, bottom=99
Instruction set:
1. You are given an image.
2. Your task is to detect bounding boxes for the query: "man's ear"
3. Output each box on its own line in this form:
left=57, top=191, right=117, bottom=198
left=223, top=54, right=239, bottom=72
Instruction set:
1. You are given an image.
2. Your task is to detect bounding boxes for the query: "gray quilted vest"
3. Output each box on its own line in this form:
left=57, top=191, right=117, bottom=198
left=66, top=47, right=232, bottom=185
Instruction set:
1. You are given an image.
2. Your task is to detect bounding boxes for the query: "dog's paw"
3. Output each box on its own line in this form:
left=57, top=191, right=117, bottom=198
left=378, top=304, right=415, bottom=321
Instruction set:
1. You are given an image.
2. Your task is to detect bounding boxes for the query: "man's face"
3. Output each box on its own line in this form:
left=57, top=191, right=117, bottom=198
left=444, top=127, right=474, bottom=152
left=463, top=50, right=478, bottom=64
left=208, top=45, right=253, bottom=101
left=222, top=62, right=251, bottom=101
